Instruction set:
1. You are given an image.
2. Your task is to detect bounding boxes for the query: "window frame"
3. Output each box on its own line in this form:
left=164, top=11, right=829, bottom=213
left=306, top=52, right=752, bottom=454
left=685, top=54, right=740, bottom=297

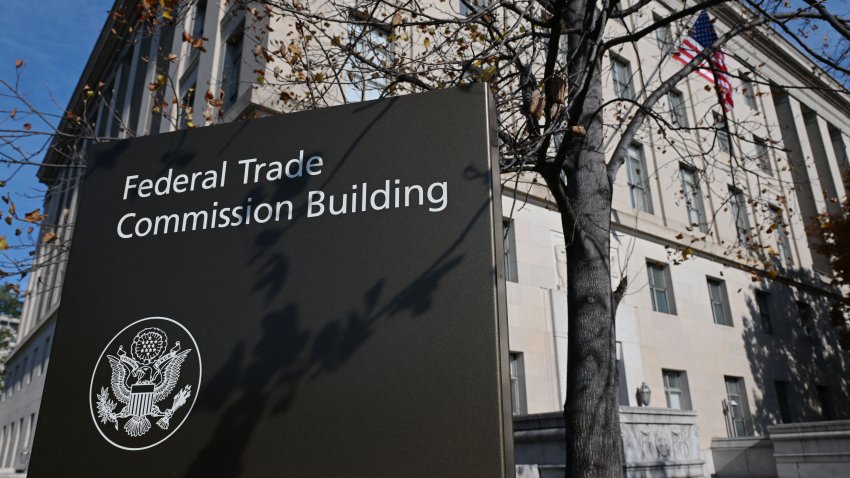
left=509, top=352, right=528, bottom=415
left=345, top=12, right=394, bottom=103
left=724, top=376, right=752, bottom=437
left=654, top=13, right=675, bottom=55
left=729, top=186, right=750, bottom=244
left=679, top=164, right=708, bottom=232
left=626, top=143, right=653, bottom=214
left=755, top=290, right=773, bottom=335
left=221, top=22, right=245, bottom=111
left=713, top=111, right=732, bottom=153
left=774, top=380, right=795, bottom=423
left=647, top=261, right=676, bottom=315
left=770, top=205, right=793, bottom=266
left=502, top=219, right=518, bottom=283
left=668, top=89, right=688, bottom=128
left=663, top=369, right=692, bottom=410
left=740, top=71, right=758, bottom=110
left=707, top=277, right=733, bottom=326
left=754, top=136, right=772, bottom=174
left=611, top=56, right=636, bottom=100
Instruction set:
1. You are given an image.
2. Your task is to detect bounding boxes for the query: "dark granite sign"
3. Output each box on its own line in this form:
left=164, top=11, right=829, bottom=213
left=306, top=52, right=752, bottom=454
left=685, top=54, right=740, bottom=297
left=28, top=85, right=513, bottom=477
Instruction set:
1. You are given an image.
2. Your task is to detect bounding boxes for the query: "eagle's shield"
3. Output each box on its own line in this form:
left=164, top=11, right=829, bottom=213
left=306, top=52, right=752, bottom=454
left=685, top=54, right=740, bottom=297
left=128, top=384, right=155, bottom=417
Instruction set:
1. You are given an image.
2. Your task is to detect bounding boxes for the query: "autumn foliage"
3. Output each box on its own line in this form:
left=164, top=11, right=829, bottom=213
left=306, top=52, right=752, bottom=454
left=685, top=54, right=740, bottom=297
left=810, top=171, right=850, bottom=349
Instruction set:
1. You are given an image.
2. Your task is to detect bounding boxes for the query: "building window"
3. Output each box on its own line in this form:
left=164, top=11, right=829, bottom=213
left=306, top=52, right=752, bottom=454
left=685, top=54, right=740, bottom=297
left=729, top=186, right=750, bottom=244
left=769, top=206, right=792, bottom=266
left=680, top=165, right=707, bottom=232
left=647, top=261, right=676, bottom=314
left=714, top=111, right=732, bottom=153
left=503, top=220, right=518, bottom=283
left=663, top=370, right=691, bottom=410
left=654, top=13, right=674, bottom=55
left=724, top=376, right=751, bottom=437
left=755, top=291, right=773, bottom=334
left=754, top=136, right=771, bottom=174
left=626, top=144, right=653, bottom=213
left=345, top=15, right=392, bottom=103
left=816, top=385, right=835, bottom=420
left=797, top=301, right=815, bottom=344
left=611, top=56, right=635, bottom=100
left=774, top=381, right=795, bottom=423
left=741, top=72, right=758, bottom=110
left=191, top=0, right=207, bottom=40
left=707, top=278, right=733, bottom=326
left=669, top=89, right=688, bottom=128
left=178, top=63, right=198, bottom=130
left=32, top=348, right=39, bottom=376
left=222, top=26, right=244, bottom=111
left=509, top=352, right=527, bottom=415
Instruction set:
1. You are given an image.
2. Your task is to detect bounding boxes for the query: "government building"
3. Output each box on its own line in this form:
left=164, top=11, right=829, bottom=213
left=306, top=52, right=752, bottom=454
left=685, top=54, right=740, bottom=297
left=1, top=0, right=848, bottom=476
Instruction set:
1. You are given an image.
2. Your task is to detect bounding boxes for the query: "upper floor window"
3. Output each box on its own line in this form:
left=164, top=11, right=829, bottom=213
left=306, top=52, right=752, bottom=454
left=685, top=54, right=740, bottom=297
left=755, top=290, right=773, bottom=335
left=753, top=136, right=771, bottom=174
left=611, top=57, right=635, bottom=100
left=222, top=25, right=244, bottom=111
left=740, top=71, right=758, bottom=110
left=669, top=89, right=688, bottom=128
left=626, top=144, right=653, bottom=213
left=713, top=111, right=732, bottom=153
left=797, top=301, right=815, bottom=344
left=345, top=16, right=393, bottom=103
left=503, top=219, right=518, bottom=283
left=179, top=63, right=198, bottom=129
left=729, top=186, right=750, bottom=243
left=654, top=14, right=674, bottom=55
left=707, top=278, right=733, bottom=326
left=191, top=0, right=207, bottom=40
left=680, top=165, right=707, bottom=232
left=770, top=206, right=792, bottom=266
left=775, top=381, right=795, bottom=423
left=647, top=261, right=676, bottom=314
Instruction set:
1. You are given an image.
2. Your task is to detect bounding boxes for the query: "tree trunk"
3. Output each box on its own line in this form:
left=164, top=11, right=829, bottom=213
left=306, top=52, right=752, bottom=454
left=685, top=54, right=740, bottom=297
left=561, top=1, right=623, bottom=477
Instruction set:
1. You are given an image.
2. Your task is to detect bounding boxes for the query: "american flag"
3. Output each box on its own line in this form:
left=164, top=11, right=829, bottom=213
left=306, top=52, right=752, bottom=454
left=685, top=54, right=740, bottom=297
left=674, top=11, right=734, bottom=110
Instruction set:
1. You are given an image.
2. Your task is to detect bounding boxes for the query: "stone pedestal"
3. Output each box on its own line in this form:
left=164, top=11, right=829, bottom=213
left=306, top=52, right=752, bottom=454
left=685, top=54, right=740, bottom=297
left=620, top=407, right=705, bottom=477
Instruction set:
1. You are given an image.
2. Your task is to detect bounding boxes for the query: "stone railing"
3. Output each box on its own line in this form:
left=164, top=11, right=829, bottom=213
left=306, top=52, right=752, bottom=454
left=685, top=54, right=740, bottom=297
left=513, top=407, right=706, bottom=478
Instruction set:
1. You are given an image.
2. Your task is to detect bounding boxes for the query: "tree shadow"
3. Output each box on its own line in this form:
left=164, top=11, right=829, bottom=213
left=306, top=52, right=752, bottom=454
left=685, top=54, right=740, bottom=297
left=740, top=267, right=850, bottom=435
left=180, top=100, right=496, bottom=476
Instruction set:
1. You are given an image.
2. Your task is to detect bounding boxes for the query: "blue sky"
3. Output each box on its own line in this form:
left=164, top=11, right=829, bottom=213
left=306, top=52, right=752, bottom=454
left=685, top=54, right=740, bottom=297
left=0, top=0, right=114, bottom=287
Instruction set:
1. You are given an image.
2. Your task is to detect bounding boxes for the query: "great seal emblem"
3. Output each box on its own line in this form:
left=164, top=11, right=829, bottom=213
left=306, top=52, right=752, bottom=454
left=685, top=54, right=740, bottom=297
left=89, top=317, right=201, bottom=450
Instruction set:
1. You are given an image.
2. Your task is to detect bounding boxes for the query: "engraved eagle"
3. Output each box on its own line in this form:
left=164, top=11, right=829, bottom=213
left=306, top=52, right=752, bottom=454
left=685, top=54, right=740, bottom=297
left=95, top=328, right=193, bottom=437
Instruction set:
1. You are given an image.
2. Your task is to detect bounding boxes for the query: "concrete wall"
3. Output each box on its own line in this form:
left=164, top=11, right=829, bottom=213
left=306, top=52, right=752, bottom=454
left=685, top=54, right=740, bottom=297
left=770, top=420, right=850, bottom=478
left=711, top=437, right=776, bottom=478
